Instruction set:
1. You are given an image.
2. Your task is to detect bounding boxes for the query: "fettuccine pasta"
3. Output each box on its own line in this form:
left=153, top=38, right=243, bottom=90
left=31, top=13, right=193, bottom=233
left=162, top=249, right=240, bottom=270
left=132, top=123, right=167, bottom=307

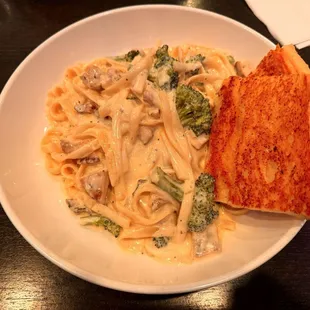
left=41, top=44, right=246, bottom=263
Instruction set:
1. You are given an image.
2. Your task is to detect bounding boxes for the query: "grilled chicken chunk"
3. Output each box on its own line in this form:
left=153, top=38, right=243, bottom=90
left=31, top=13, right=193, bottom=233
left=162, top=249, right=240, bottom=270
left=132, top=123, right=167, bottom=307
left=82, top=171, right=110, bottom=204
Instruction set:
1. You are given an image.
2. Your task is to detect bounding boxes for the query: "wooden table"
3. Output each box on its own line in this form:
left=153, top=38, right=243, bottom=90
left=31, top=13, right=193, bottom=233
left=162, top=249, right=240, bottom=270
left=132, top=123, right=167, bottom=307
left=1, top=1, right=309, bottom=309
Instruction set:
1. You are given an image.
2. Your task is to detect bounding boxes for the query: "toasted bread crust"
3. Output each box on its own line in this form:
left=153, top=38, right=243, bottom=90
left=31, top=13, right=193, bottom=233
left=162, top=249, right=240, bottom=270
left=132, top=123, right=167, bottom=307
left=252, top=45, right=310, bottom=76
left=207, top=74, right=310, bottom=218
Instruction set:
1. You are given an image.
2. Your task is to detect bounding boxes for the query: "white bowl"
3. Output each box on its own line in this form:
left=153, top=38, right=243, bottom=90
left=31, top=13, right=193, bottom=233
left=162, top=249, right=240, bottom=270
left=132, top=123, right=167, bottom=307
left=0, top=5, right=304, bottom=294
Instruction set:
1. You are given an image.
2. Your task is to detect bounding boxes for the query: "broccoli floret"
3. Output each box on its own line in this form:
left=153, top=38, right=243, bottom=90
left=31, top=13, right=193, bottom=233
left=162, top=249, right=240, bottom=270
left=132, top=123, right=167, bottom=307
left=186, top=54, right=205, bottom=63
left=154, top=45, right=171, bottom=68
left=175, top=84, right=212, bottom=136
left=166, top=67, right=179, bottom=90
left=149, top=45, right=179, bottom=91
left=95, top=217, right=121, bottom=237
left=187, top=173, right=219, bottom=233
left=82, top=216, right=121, bottom=238
left=115, top=50, right=140, bottom=62
left=153, top=236, right=170, bottom=248
left=125, top=50, right=140, bottom=62
left=151, top=169, right=218, bottom=233
left=150, top=167, right=184, bottom=202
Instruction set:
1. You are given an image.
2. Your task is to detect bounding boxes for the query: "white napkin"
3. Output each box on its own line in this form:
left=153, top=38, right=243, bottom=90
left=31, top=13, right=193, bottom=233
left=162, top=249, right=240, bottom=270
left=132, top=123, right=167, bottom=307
left=245, top=0, right=310, bottom=49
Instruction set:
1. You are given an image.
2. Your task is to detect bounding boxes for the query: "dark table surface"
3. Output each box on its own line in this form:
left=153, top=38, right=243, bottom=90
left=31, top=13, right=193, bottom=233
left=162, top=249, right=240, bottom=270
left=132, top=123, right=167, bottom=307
left=1, top=1, right=310, bottom=309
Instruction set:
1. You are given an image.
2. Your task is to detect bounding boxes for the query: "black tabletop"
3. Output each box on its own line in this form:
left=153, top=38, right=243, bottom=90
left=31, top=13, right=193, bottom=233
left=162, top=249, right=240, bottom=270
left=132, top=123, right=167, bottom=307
left=1, top=1, right=310, bottom=309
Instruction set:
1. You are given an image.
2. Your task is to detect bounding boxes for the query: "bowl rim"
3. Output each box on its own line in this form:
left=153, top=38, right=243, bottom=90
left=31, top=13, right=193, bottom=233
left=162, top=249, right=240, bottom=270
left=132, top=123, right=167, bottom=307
left=0, top=4, right=305, bottom=294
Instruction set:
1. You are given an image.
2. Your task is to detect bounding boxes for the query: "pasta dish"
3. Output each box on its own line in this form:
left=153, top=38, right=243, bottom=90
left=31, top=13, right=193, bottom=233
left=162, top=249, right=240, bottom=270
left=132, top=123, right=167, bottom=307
left=41, top=44, right=244, bottom=263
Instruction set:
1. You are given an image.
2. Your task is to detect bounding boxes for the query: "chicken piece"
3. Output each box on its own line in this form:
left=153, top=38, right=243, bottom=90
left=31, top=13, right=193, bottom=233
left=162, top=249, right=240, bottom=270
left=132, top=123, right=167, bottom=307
left=143, top=81, right=160, bottom=107
left=82, top=171, right=110, bottom=204
left=192, top=224, right=220, bottom=257
left=60, top=140, right=79, bottom=154
left=100, top=68, right=122, bottom=89
left=138, top=126, right=153, bottom=144
left=80, top=65, right=103, bottom=90
left=207, top=74, right=310, bottom=218
left=148, top=107, right=160, bottom=119
left=74, top=99, right=99, bottom=114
